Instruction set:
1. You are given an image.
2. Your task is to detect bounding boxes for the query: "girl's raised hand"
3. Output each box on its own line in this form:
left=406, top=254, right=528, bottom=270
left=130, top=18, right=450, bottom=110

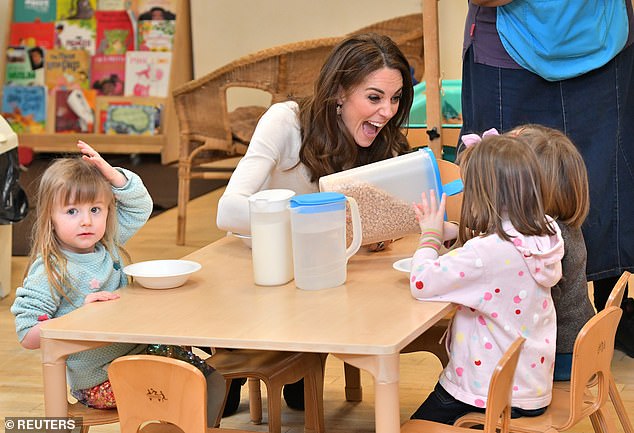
left=413, top=190, right=446, bottom=235
left=77, top=140, right=127, bottom=188
left=84, top=291, right=120, bottom=304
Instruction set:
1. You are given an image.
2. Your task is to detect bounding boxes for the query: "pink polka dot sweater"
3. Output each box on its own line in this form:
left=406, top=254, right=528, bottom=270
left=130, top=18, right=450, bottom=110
left=410, top=219, right=564, bottom=410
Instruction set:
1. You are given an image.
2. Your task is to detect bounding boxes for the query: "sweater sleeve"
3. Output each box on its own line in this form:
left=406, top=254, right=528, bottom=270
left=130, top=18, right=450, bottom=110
left=216, top=102, right=300, bottom=235
left=112, top=167, right=153, bottom=244
left=410, top=240, right=486, bottom=307
left=11, top=260, right=60, bottom=342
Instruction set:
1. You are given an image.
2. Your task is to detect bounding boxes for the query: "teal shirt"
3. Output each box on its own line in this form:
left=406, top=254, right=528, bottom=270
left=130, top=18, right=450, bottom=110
left=11, top=167, right=153, bottom=391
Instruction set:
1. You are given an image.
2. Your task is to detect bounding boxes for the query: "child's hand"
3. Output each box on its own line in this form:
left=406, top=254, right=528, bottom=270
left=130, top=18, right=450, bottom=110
left=84, top=291, right=120, bottom=304
left=413, top=190, right=446, bottom=235
left=77, top=140, right=127, bottom=188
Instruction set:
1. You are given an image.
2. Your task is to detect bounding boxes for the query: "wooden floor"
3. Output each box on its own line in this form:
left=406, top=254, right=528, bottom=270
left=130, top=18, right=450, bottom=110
left=2, top=185, right=633, bottom=432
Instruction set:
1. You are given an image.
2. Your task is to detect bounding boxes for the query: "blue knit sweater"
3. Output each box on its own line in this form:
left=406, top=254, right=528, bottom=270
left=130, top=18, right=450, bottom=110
left=11, top=168, right=152, bottom=391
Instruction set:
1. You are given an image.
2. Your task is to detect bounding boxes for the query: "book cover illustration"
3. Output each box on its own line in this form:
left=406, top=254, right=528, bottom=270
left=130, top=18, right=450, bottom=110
left=136, top=0, right=176, bottom=20
left=1, top=85, right=47, bottom=133
left=104, top=103, right=157, bottom=135
left=45, top=49, right=90, bottom=90
left=95, top=10, right=134, bottom=55
left=124, top=51, right=172, bottom=97
left=54, top=88, right=96, bottom=132
left=9, top=22, right=56, bottom=49
left=5, top=46, right=45, bottom=86
left=13, top=0, right=57, bottom=22
left=54, top=19, right=97, bottom=55
left=97, top=0, right=136, bottom=10
left=56, top=0, right=96, bottom=20
left=137, top=19, right=174, bottom=51
left=91, top=54, right=125, bottom=95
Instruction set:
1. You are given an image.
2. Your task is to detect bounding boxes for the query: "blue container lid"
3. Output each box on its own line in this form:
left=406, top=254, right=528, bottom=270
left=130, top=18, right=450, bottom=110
left=290, top=192, right=346, bottom=212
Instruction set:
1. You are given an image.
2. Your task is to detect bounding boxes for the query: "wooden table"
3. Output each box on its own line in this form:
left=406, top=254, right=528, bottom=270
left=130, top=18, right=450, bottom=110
left=40, top=235, right=453, bottom=433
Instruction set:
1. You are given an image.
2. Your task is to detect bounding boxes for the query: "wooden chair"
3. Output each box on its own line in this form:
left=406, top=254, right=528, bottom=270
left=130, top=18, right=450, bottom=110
left=343, top=158, right=462, bottom=401
left=173, top=14, right=425, bottom=245
left=67, top=401, right=118, bottom=433
left=602, top=271, right=633, bottom=433
left=108, top=354, right=255, bottom=433
left=454, top=306, right=624, bottom=433
left=400, top=337, right=525, bottom=433
left=205, top=349, right=325, bottom=433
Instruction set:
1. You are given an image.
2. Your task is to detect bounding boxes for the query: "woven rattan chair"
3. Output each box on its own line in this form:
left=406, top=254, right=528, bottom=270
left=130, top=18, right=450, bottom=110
left=173, top=37, right=340, bottom=245
left=173, top=14, right=424, bottom=245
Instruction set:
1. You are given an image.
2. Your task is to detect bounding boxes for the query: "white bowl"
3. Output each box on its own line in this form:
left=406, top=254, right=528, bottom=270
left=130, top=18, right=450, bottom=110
left=123, top=260, right=202, bottom=289
left=392, top=257, right=413, bottom=273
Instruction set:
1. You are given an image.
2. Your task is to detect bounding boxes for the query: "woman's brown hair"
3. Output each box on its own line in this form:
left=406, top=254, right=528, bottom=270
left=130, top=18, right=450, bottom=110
left=298, top=33, right=413, bottom=182
left=458, top=134, right=555, bottom=244
left=511, top=124, right=590, bottom=228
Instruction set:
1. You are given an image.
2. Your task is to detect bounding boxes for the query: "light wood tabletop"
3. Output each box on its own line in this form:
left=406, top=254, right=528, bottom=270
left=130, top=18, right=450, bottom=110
left=39, top=234, right=453, bottom=433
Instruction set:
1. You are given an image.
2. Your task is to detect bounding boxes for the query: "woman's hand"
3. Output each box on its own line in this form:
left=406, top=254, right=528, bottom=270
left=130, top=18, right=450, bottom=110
left=413, top=190, right=446, bottom=236
left=84, top=291, right=120, bottom=305
left=77, top=140, right=127, bottom=188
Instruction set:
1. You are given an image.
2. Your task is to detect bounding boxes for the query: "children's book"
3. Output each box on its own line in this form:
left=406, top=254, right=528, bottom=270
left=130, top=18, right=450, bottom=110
left=45, top=49, right=90, bottom=90
left=13, top=0, right=57, bottom=22
left=54, top=19, right=97, bottom=55
left=5, top=46, right=46, bottom=86
left=56, top=0, right=96, bottom=20
left=1, top=85, right=47, bottom=133
left=124, top=50, right=171, bottom=97
left=137, top=19, right=174, bottom=51
left=95, top=10, right=134, bottom=54
left=9, top=22, right=56, bottom=49
left=136, top=0, right=176, bottom=20
left=104, top=103, right=157, bottom=134
left=90, top=54, right=125, bottom=95
left=54, top=88, right=96, bottom=132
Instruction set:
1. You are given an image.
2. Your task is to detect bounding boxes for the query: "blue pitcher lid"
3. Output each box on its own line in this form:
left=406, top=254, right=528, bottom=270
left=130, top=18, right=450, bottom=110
left=290, top=192, right=346, bottom=208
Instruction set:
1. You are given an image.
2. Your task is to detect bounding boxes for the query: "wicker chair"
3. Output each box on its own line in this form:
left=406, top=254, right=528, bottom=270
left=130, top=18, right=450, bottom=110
left=173, top=37, right=341, bottom=245
left=173, top=14, right=424, bottom=245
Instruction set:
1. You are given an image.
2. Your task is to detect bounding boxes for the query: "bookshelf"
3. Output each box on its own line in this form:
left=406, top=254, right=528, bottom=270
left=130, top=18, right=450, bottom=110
left=2, top=0, right=193, bottom=164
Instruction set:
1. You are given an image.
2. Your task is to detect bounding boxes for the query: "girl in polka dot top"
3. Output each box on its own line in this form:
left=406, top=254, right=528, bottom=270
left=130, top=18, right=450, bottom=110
left=409, top=134, right=564, bottom=424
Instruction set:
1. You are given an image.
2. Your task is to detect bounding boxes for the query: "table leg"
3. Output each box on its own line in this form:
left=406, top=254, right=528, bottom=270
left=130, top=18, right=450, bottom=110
left=334, top=353, right=400, bottom=433
left=41, top=337, right=110, bottom=417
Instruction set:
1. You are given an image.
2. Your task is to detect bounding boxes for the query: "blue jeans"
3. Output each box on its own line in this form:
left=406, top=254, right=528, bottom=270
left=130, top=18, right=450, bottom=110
left=460, top=44, right=634, bottom=280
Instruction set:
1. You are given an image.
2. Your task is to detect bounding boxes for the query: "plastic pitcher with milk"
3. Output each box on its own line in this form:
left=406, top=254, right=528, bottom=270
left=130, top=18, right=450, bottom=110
left=249, top=189, right=295, bottom=286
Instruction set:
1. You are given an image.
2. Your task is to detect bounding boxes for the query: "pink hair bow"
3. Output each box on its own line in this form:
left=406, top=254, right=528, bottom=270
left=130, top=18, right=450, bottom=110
left=461, top=128, right=499, bottom=148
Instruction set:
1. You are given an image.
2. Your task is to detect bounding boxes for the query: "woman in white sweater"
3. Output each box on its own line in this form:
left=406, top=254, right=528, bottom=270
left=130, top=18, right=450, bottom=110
left=217, top=32, right=414, bottom=236
left=216, top=32, right=415, bottom=412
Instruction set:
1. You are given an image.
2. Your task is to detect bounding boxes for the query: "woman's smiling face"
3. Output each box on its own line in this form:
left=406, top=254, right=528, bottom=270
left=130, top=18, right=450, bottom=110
left=338, top=66, right=403, bottom=148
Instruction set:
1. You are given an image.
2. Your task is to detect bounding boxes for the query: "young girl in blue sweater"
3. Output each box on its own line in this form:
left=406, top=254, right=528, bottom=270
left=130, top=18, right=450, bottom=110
left=11, top=142, right=223, bottom=420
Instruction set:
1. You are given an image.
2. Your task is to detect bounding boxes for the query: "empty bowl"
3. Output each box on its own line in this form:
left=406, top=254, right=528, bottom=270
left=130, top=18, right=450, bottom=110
left=123, top=260, right=202, bottom=289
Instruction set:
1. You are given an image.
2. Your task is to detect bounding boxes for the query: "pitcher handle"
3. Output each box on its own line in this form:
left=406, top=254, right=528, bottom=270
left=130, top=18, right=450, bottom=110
left=345, top=196, right=362, bottom=260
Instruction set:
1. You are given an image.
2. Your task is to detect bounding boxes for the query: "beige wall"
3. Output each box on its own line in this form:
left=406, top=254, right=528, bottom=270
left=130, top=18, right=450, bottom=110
left=189, top=0, right=467, bottom=108
left=190, top=0, right=467, bottom=79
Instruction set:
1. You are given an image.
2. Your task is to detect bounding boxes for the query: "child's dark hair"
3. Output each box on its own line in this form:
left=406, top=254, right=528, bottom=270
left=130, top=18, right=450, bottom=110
left=510, top=124, right=589, bottom=229
left=458, top=134, right=555, bottom=244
